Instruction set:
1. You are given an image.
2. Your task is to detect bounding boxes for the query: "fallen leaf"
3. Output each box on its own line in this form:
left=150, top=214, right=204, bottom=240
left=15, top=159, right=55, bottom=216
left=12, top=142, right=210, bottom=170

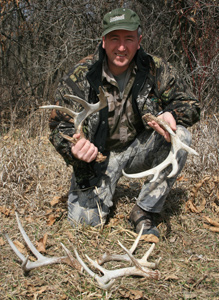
left=177, top=175, right=189, bottom=181
left=25, top=215, right=34, bottom=223
left=66, top=231, right=75, bottom=242
left=197, top=198, right=206, bottom=213
left=164, top=274, right=179, bottom=281
left=35, top=233, right=48, bottom=253
left=202, top=215, right=219, bottom=227
left=119, top=289, right=144, bottom=300
left=0, top=237, right=5, bottom=246
left=140, top=234, right=159, bottom=244
left=50, top=196, right=61, bottom=207
left=47, top=214, right=56, bottom=226
left=0, top=205, right=11, bottom=216
left=203, top=224, right=219, bottom=233
left=130, top=289, right=144, bottom=300
left=33, top=285, right=48, bottom=296
left=13, top=240, right=28, bottom=255
left=185, top=200, right=199, bottom=213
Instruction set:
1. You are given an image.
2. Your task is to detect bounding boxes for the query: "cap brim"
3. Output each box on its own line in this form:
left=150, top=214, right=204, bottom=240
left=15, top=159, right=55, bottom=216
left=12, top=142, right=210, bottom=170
left=102, top=24, right=139, bottom=37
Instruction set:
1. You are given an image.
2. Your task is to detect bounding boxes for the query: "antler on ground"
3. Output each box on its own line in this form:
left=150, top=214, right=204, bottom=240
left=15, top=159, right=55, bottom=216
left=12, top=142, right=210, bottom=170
left=123, top=113, right=198, bottom=182
left=97, top=224, right=161, bottom=269
left=73, top=225, right=161, bottom=290
left=5, top=212, right=81, bottom=274
left=40, top=86, right=107, bottom=162
left=6, top=214, right=161, bottom=290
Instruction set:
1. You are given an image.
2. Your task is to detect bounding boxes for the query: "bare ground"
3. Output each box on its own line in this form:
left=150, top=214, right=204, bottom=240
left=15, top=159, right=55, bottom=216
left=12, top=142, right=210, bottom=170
left=0, top=112, right=219, bottom=300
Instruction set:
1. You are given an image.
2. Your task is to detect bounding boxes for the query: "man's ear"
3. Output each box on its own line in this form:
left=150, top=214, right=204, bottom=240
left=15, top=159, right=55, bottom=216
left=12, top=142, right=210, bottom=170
left=102, top=36, right=106, bottom=49
left=138, top=35, right=142, bottom=49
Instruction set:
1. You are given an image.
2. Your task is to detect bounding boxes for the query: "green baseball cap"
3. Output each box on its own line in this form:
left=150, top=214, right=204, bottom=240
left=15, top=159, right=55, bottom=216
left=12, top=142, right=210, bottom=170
left=102, top=8, right=140, bottom=36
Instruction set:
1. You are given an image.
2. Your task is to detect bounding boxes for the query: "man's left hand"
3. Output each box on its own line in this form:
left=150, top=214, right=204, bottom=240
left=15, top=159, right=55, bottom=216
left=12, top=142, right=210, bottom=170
left=147, top=112, right=176, bottom=142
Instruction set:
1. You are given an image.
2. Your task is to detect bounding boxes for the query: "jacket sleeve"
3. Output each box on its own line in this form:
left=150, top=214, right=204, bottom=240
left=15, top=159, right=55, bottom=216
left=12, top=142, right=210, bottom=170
left=152, top=56, right=200, bottom=127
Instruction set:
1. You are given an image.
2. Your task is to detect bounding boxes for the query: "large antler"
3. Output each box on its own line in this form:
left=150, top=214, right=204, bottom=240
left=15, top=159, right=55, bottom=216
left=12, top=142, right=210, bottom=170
left=97, top=224, right=161, bottom=269
left=123, top=113, right=198, bottom=182
left=5, top=212, right=81, bottom=274
left=40, top=86, right=107, bottom=162
left=6, top=214, right=161, bottom=290
left=73, top=225, right=161, bottom=290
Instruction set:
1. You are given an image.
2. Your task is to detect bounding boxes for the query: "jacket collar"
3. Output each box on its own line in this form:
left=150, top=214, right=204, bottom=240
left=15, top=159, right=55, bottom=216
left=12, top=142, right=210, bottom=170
left=86, top=43, right=152, bottom=98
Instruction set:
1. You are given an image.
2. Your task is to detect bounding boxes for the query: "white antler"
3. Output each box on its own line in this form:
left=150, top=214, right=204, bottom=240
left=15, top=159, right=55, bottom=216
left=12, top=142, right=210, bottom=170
left=123, top=113, right=198, bottom=182
left=40, top=86, right=107, bottom=133
left=73, top=225, right=161, bottom=290
left=5, top=212, right=81, bottom=273
left=6, top=214, right=161, bottom=290
left=97, top=224, right=161, bottom=269
left=40, top=87, right=107, bottom=162
left=40, top=86, right=107, bottom=162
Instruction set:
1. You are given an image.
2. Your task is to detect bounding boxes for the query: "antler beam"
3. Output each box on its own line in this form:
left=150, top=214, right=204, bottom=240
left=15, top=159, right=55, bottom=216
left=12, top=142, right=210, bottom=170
left=5, top=212, right=81, bottom=274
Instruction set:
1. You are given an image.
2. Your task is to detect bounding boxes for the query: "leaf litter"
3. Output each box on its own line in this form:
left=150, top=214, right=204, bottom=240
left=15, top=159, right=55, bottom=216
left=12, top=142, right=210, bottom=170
left=0, top=113, right=219, bottom=299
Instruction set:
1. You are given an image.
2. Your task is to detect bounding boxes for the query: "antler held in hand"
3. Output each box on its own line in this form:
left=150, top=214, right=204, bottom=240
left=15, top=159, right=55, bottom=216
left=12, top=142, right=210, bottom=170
left=40, top=86, right=107, bottom=163
left=123, top=113, right=198, bottom=182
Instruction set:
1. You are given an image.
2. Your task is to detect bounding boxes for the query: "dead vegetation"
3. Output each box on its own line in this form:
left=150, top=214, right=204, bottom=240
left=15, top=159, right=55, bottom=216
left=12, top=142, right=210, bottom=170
left=0, top=111, right=219, bottom=299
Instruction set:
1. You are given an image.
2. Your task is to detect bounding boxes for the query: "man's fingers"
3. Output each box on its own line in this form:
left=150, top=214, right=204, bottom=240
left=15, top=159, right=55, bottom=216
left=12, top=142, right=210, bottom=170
left=147, top=121, right=171, bottom=142
left=71, top=138, right=98, bottom=162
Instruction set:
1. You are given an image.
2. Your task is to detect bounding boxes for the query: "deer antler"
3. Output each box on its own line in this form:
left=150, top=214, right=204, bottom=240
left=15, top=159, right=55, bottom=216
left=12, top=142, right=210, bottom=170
left=5, top=212, right=81, bottom=274
left=73, top=225, right=161, bottom=290
left=97, top=224, right=161, bottom=269
left=123, top=113, right=198, bottom=182
left=40, top=86, right=107, bottom=162
left=6, top=214, right=161, bottom=290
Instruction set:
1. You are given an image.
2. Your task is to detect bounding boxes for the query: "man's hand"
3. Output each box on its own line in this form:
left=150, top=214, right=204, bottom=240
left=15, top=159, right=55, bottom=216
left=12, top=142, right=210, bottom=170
left=147, top=112, right=176, bottom=142
left=71, top=133, right=98, bottom=162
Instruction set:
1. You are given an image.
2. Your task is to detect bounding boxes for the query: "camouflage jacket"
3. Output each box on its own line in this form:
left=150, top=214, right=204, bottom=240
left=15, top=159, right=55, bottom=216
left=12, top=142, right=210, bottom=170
left=49, top=43, right=200, bottom=188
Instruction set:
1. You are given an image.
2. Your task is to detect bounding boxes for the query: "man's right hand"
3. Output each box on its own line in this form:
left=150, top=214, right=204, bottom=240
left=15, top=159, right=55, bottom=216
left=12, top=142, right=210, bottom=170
left=71, top=133, right=98, bottom=163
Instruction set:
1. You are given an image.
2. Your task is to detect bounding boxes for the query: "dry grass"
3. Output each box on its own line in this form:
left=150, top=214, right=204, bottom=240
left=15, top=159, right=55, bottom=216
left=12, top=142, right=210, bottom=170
left=0, top=112, right=219, bottom=300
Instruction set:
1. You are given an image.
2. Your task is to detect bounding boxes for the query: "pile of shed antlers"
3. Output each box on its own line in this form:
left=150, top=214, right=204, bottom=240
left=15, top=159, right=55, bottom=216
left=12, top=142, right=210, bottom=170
left=5, top=213, right=161, bottom=290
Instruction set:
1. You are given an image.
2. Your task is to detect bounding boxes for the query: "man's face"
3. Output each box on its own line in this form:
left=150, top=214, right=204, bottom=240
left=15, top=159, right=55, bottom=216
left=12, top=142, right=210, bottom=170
left=102, top=29, right=142, bottom=76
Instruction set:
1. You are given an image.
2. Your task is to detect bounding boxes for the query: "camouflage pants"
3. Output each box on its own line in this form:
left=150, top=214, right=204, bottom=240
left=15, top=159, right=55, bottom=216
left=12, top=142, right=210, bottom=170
left=68, top=125, right=191, bottom=226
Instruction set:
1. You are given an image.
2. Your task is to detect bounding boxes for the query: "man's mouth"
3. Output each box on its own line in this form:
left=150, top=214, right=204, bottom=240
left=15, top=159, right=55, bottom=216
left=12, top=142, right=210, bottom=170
left=116, top=53, right=126, bottom=57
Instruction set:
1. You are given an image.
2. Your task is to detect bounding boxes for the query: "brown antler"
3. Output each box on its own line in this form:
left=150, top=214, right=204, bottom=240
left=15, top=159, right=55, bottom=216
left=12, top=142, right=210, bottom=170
left=123, top=113, right=198, bottom=182
left=5, top=212, right=81, bottom=274
left=40, top=86, right=107, bottom=162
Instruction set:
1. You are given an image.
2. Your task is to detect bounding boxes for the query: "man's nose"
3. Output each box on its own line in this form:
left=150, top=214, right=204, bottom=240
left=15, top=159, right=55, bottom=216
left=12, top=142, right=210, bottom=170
left=118, top=42, right=126, bottom=51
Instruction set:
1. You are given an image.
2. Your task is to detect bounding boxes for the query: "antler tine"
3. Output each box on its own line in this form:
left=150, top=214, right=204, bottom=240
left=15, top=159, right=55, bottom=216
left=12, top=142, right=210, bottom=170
left=15, top=212, right=44, bottom=260
left=5, top=213, right=81, bottom=273
left=74, top=249, right=115, bottom=290
left=139, top=243, right=161, bottom=269
left=123, top=113, right=198, bottom=182
left=40, top=86, right=107, bottom=133
left=76, top=247, right=160, bottom=289
left=73, top=225, right=160, bottom=290
left=97, top=225, right=159, bottom=269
